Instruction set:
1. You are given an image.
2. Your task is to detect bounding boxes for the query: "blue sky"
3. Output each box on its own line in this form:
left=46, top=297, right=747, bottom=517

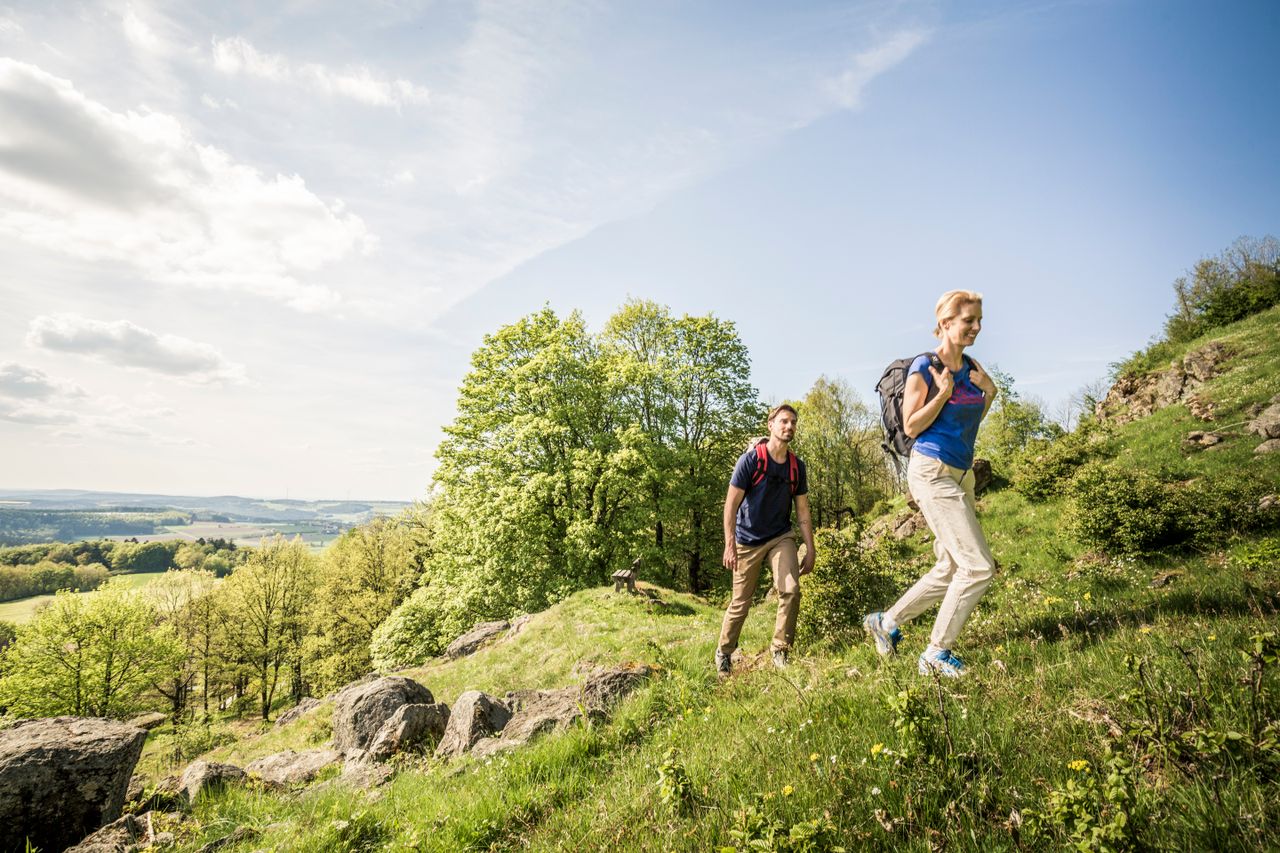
left=0, top=0, right=1276, bottom=499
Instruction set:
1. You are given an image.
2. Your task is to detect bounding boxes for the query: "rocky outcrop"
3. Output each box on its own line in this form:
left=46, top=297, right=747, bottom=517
left=179, top=760, right=247, bottom=804
left=368, top=702, right=451, bottom=761
left=435, top=691, right=511, bottom=759
left=446, top=620, right=510, bottom=659
left=0, top=717, right=147, bottom=853
left=331, top=676, right=435, bottom=757
left=1096, top=342, right=1232, bottom=425
left=1256, top=439, right=1280, bottom=455
left=64, top=813, right=146, bottom=852
left=470, top=665, right=654, bottom=758
left=1182, top=430, right=1224, bottom=451
left=274, top=697, right=321, bottom=727
left=246, top=749, right=342, bottom=785
left=1247, top=395, right=1280, bottom=441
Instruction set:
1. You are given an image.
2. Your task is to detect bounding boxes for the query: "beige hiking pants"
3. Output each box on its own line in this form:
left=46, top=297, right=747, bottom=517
left=717, top=532, right=801, bottom=655
left=887, top=452, right=995, bottom=650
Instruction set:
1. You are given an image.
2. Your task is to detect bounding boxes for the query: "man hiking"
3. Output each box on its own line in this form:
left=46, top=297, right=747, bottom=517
left=715, top=404, right=815, bottom=673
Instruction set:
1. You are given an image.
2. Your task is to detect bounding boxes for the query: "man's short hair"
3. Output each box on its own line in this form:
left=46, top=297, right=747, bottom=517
left=768, top=403, right=798, bottom=422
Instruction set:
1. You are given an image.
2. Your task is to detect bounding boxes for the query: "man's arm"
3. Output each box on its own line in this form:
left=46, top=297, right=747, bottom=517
left=723, top=484, right=746, bottom=571
left=794, top=493, right=815, bottom=575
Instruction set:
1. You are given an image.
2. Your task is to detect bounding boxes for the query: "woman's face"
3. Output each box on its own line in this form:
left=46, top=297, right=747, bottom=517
left=943, top=302, right=982, bottom=347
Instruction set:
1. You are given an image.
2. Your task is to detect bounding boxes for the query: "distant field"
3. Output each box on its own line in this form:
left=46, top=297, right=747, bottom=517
left=105, top=521, right=340, bottom=550
left=0, top=572, right=166, bottom=625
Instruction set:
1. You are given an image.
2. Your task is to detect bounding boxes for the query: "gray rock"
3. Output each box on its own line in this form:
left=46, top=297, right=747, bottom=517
left=1248, top=403, right=1280, bottom=439
left=331, top=676, right=434, bottom=756
left=1259, top=494, right=1279, bottom=512
left=126, top=712, right=168, bottom=731
left=246, top=749, right=342, bottom=785
left=0, top=716, right=147, bottom=853
left=1182, top=430, right=1224, bottom=450
left=367, top=703, right=450, bottom=761
left=445, top=620, right=510, bottom=659
left=1096, top=342, right=1232, bottom=425
left=337, top=759, right=395, bottom=789
left=274, top=697, right=321, bottom=727
left=482, top=665, right=654, bottom=756
left=506, top=614, right=533, bottom=639
left=434, top=691, right=512, bottom=759
left=179, top=760, right=247, bottom=803
left=972, top=458, right=993, bottom=494
left=64, top=813, right=145, bottom=852
left=1255, top=438, right=1280, bottom=455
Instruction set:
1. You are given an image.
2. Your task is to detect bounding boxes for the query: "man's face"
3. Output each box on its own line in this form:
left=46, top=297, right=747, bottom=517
left=769, top=411, right=797, bottom=442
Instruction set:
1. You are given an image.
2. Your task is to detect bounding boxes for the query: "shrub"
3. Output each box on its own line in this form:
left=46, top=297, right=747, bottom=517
left=1068, top=463, right=1276, bottom=557
left=1012, top=421, right=1109, bottom=502
left=795, top=526, right=899, bottom=648
left=1067, top=463, right=1185, bottom=557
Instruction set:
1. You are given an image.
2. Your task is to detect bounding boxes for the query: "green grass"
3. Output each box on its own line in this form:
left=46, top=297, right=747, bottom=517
left=0, top=571, right=164, bottom=624
left=150, top=307, right=1280, bottom=851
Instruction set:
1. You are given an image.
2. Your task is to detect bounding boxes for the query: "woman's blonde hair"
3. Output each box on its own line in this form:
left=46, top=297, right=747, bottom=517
left=933, top=290, right=983, bottom=338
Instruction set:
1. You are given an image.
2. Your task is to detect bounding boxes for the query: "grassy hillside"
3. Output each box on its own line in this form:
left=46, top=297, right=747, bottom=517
left=143, top=307, right=1280, bottom=852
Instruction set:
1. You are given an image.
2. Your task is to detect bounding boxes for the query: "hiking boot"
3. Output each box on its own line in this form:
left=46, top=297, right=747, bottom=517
left=863, top=612, right=901, bottom=656
left=918, top=646, right=965, bottom=678
left=772, top=649, right=789, bottom=669
left=715, top=649, right=732, bottom=675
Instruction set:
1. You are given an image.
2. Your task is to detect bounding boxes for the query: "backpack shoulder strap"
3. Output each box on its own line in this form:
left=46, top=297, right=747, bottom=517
left=750, top=441, right=768, bottom=488
left=787, top=451, right=798, bottom=495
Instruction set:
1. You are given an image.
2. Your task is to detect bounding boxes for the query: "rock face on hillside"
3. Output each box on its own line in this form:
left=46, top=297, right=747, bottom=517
left=446, top=620, right=510, bottom=659
left=247, top=749, right=343, bottom=785
left=0, top=717, right=147, bottom=853
left=368, top=703, right=451, bottom=760
left=274, top=697, right=321, bottom=727
left=179, top=760, right=247, bottom=803
left=331, top=676, right=435, bottom=756
left=470, top=665, right=654, bottom=759
left=435, top=691, right=511, bottom=759
left=1096, top=341, right=1232, bottom=424
left=1247, top=395, right=1280, bottom=441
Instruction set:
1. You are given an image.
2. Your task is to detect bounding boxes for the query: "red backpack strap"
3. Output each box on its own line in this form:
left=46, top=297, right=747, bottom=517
left=787, top=452, right=798, bottom=495
left=751, top=441, right=768, bottom=488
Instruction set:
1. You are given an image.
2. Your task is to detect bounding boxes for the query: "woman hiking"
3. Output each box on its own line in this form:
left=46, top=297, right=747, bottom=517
left=864, top=290, right=998, bottom=677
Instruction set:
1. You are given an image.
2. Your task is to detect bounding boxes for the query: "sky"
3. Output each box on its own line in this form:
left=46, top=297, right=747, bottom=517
left=1, top=0, right=1277, bottom=501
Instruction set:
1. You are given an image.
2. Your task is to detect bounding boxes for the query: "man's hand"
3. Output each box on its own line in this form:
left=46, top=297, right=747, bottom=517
left=799, top=546, right=815, bottom=576
left=723, top=541, right=739, bottom=572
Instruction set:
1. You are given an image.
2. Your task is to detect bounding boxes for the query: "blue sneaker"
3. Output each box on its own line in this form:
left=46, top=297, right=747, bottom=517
left=918, top=646, right=965, bottom=678
left=863, top=612, right=901, bottom=656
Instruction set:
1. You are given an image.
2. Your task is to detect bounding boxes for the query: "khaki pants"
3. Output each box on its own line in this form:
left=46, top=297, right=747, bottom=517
left=717, top=532, right=801, bottom=655
left=887, top=452, right=995, bottom=650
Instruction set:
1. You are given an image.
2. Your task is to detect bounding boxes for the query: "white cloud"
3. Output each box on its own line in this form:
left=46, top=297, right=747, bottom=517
left=0, top=362, right=86, bottom=400
left=27, top=314, right=247, bottom=384
left=200, top=93, right=239, bottom=111
left=0, top=398, right=79, bottom=426
left=825, top=30, right=930, bottom=110
left=211, top=35, right=430, bottom=109
left=0, top=59, right=372, bottom=312
left=122, top=4, right=165, bottom=55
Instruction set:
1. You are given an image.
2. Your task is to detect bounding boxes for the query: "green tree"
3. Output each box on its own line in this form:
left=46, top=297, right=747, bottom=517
left=144, top=569, right=218, bottom=717
left=0, top=580, right=183, bottom=718
left=305, top=511, right=427, bottom=693
left=216, top=537, right=317, bottom=719
left=790, top=376, right=890, bottom=528
left=602, top=301, right=760, bottom=591
left=975, top=368, right=1063, bottom=471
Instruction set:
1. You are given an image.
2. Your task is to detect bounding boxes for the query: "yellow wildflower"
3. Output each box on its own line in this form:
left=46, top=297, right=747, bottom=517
left=1083, top=592, right=1092, bottom=601
left=871, top=742, right=885, bottom=756
left=809, top=752, right=820, bottom=762
left=1067, top=759, right=1090, bottom=772
left=782, top=785, right=794, bottom=797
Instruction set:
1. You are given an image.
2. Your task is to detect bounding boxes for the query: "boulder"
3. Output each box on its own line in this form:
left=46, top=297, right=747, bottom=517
left=367, top=703, right=451, bottom=761
left=179, top=760, right=247, bottom=803
left=64, top=813, right=145, bottom=852
left=337, top=759, right=395, bottom=789
left=445, top=620, right=510, bottom=659
left=1248, top=401, right=1280, bottom=439
left=1259, top=494, right=1279, bottom=513
left=1257, top=440, right=1280, bottom=455
left=972, top=458, right=993, bottom=494
left=506, top=614, right=533, bottom=639
left=0, top=716, right=147, bottom=853
left=246, top=749, right=342, bottom=785
left=1182, top=430, right=1224, bottom=451
left=126, top=712, right=168, bottom=731
left=434, top=691, right=512, bottom=759
left=274, top=697, right=321, bottom=727
left=331, top=676, right=434, bottom=756
left=475, top=665, right=654, bottom=757
left=891, top=511, right=927, bottom=541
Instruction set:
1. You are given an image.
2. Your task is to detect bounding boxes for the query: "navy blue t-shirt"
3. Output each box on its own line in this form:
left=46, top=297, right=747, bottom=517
left=730, top=446, right=808, bottom=546
left=910, top=354, right=986, bottom=470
